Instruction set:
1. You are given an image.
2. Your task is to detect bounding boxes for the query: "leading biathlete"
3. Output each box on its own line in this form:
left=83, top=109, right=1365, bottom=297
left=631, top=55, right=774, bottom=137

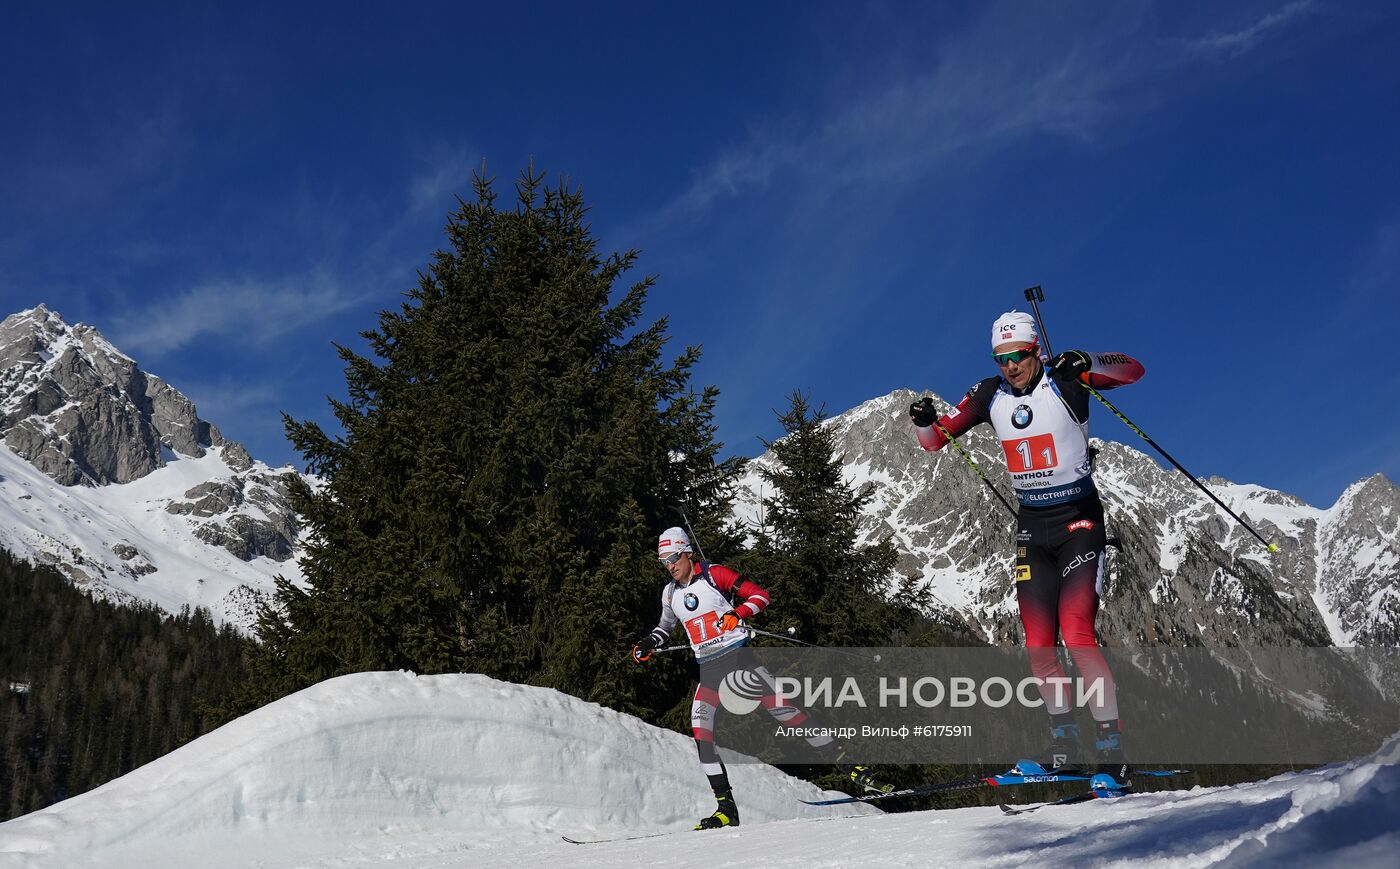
left=632, top=527, right=887, bottom=829
left=908, top=310, right=1131, bottom=785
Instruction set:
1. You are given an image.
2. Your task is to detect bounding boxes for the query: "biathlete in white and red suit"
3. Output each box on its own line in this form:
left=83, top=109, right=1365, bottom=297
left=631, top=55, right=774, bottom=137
left=631, top=527, right=886, bottom=830
left=908, top=310, right=1133, bottom=786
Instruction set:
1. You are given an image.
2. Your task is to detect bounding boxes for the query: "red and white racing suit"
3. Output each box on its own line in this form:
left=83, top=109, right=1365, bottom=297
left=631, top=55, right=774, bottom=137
left=643, top=563, right=833, bottom=787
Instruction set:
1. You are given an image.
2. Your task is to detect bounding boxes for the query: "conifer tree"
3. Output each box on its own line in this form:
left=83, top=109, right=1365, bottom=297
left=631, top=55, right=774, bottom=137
left=240, top=166, right=736, bottom=715
left=739, top=391, right=927, bottom=646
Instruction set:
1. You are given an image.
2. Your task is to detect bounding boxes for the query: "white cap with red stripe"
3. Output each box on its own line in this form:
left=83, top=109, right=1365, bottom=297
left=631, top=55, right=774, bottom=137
left=657, top=527, right=692, bottom=556
left=992, top=310, right=1038, bottom=350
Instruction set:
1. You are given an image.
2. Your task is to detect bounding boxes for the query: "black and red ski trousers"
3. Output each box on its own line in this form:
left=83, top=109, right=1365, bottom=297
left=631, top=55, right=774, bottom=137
left=1014, top=495, right=1119, bottom=723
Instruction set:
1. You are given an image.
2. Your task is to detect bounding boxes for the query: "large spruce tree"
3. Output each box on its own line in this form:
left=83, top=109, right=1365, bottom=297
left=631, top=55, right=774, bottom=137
left=240, top=167, right=737, bottom=716
left=734, top=393, right=968, bottom=799
left=739, top=392, right=930, bottom=646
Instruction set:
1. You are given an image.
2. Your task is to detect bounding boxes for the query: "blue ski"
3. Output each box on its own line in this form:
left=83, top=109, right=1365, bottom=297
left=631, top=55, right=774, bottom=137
left=801, top=761, right=1190, bottom=807
left=999, top=772, right=1133, bottom=815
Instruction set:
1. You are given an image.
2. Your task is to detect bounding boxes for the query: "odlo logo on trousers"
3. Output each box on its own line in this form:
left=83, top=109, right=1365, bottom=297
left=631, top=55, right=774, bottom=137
left=1061, top=551, right=1097, bottom=577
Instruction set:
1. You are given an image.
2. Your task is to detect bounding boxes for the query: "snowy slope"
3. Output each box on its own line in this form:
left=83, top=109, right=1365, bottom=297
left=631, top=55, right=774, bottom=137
left=0, top=441, right=304, bottom=630
left=1, top=672, right=1396, bottom=869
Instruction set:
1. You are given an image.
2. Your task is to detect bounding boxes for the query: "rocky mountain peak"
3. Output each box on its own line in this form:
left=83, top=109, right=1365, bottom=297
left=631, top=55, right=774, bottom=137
left=0, top=305, right=306, bottom=628
left=1333, top=474, right=1400, bottom=523
left=0, top=305, right=230, bottom=486
left=1317, top=472, right=1400, bottom=645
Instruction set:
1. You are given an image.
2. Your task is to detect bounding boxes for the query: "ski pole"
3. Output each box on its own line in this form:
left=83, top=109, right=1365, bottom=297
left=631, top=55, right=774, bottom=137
left=1025, top=285, right=1114, bottom=553
left=1022, top=286, right=1123, bottom=551
left=1081, top=383, right=1278, bottom=553
left=1022, top=286, right=1054, bottom=359
left=627, top=641, right=690, bottom=662
left=930, top=417, right=1018, bottom=519
left=1021, top=287, right=1279, bottom=554
left=747, top=626, right=883, bottom=663
left=669, top=504, right=709, bottom=563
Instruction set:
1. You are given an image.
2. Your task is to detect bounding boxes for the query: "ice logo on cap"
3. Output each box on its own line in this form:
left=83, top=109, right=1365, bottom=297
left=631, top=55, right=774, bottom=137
left=992, top=311, right=1038, bottom=350
left=718, top=669, right=768, bottom=715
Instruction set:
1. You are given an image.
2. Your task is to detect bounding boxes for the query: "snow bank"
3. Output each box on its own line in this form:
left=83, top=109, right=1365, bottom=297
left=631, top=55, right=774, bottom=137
left=3, top=672, right=1397, bottom=868
left=0, top=672, right=866, bottom=868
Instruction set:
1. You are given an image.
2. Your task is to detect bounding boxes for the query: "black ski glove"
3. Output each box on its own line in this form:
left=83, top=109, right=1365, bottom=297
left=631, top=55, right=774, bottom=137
left=1050, top=350, right=1092, bottom=381
left=632, top=633, right=660, bottom=663
left=910, top=397, right=939, bottom=428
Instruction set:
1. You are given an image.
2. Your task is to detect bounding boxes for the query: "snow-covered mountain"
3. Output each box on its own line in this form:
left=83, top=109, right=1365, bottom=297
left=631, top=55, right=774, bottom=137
left=0, top=306, right=306, bottom=630
left=2, top=305, right=1394, bottom=649
left=0, top=671, right=1395, bottom=868
left=734, top=390, right=1400, bottom=649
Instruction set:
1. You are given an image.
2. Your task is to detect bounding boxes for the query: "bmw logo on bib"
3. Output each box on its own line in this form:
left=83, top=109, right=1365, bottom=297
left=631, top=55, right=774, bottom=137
left=684, top=593, right=699, bottom=611
left=1012, top=405, right=1033, bottom=429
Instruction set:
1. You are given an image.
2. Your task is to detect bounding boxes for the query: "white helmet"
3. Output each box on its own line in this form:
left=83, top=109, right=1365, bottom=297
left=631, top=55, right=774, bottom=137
left=992, top=310, right=1038, bottom=350
left=657, top=527, right=692, bottom=556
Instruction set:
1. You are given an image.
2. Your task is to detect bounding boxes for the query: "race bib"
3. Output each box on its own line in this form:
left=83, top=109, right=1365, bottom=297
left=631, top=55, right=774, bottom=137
left=1003, top=433, right=1058, bottom=472
left=684, top=612, right=723, bottom=645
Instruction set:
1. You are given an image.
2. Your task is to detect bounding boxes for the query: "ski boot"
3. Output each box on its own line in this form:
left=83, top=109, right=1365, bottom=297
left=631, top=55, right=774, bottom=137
left=1034, top=719, right=1082, bottom=772
left=1093, top=723, right=1132, bottom=789
left=833, top=748, right=893, bottom=794
left=1089, top=772, right=1129, bottom=798
left=842, top=763, right=894, bottom=794
left=694, top=790, right=740, bottom=830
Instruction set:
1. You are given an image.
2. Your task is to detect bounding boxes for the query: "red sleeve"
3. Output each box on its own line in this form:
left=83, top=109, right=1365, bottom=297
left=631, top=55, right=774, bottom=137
left=914, top=393, right=982, bottom=451
left=708, top=564, right=770, bottom=620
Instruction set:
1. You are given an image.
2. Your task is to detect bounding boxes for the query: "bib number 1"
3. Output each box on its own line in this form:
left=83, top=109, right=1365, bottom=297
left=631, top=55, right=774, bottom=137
left=1004, top=433, right=1058, bottom=471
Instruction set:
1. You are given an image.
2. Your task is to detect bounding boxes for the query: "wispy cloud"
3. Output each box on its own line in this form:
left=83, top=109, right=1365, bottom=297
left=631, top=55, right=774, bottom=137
left=182, top=379, right=282, bottom=420
left=647, top=137, right=789, bottom=229
left=1356, top=220, right=1400, bottom=293
left=174, top=376, right=304, bottom=465
left=109, top=272, right=366, bottom=358
left=635, top=3, right=1319, bottom=240
left=632, top=14, right=1143, bottom=238
left=610, top=2, right=1340, bottom=438
left=1185, top=0, right=1316, bottom=58
left=1309, top=217, right=1400, bottom=339
left=14, top=95, right=190, bottom=222
left=407, top=147, right=480, bottom=216
left=103, top=140, right=490, bottom=364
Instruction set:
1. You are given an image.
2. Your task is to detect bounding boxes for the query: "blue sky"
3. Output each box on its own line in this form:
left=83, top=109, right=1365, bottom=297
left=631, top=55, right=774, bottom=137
left=2, top=1, right=1397, bottom=509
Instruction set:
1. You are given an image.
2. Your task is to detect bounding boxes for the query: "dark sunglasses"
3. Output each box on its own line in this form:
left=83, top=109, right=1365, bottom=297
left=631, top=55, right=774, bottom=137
left=660, top=551, right=688, bottom=566
left=992, top=344, right=1039, bottom=366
